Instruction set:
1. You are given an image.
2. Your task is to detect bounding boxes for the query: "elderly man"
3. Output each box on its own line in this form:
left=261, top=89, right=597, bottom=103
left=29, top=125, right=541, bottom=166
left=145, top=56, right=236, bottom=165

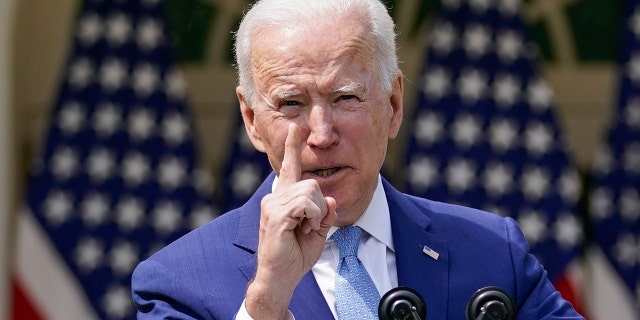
left=131, top=0, right=584, bottom=319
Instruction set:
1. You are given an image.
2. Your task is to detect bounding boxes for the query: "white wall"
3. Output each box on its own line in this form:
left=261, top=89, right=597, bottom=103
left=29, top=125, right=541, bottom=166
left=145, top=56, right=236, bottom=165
left=0, top=0, right=16, bottom=318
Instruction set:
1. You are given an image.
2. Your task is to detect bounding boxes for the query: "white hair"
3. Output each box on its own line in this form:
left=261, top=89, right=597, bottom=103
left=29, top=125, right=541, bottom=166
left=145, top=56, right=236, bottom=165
left=234, top=0, right=400, bottom=107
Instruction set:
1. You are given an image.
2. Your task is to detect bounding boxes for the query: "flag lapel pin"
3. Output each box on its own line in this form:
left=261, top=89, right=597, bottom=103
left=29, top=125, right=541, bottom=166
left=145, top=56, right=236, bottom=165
left=422, top=245, right=439, bottom=260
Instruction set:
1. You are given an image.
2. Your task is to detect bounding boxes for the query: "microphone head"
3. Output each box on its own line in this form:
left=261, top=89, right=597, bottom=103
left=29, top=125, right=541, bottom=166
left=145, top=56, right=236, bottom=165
left=465, top=286, right=515, bottom=320
left=378, top=286, right=426, bottom=320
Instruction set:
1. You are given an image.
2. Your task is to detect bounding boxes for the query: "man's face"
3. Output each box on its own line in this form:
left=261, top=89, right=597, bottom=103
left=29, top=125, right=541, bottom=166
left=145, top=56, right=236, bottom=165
left=237, top=16, right=403, bottom=226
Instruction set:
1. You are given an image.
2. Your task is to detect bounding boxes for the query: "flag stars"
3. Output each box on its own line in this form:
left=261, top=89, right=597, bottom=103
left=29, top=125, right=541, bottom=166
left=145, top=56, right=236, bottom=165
left=406, top=156, right=439, bottom=192
left=496, top=30, right=522, bottom=63
left=559, top=169, right=581, bottom=203
left=627, top=52, right=640, bottom=84
left=590, top=187, right=614, bottom=220
left=58, top=101, right=86, bottom=134
left=498, top=0, right=521, bottom=17
left=109, top=240, right=139, bottom=276
left=518, top=210, right=547, bottom=245
left=446, top=158, right=476, bottom=194
left=423, top=67, right=451, bottom=100
left=68, top=57, right=94, bottom=89
left=165, top=68, right=186, bottom=100
left=493, top=73, right=521, bottom=107
left=527, top=79, right=553, bottom=111
left=81, top=192, right=110, bottom=227
left=524, top=122, right=554, bottom=157
left=463, top=24, right=492, bottom=59
left=51, top=147, right=80, bottom=180
left=75, top=237, right=104, bottom=273
left=93, top=103, right=121, bottom=137
left=77, top=13, right=103, bottom=46
left=623, top=142, right=640, bottom=174
left=132, top=63, right=160, bottom=97
left=452, top=113, right=482, bottom=148
left=128, top=107, right=156, bottom=142
left=414, top=111, right=444, bottom=146
left=116, top=197, right=146, bottom=232
left=593, top=146, right=614, bottom=176
left=430, top=22, right=457, bottom=55
left=121, top=152, right=150, bottom=186
left=158, top=157, right=187, bottom=190
left=553, top=213, right=583, bottom=249
left=620, top=188, right=640, bottom=222
left=489, top=118, right=518, bottom=153
left=102, top=285, right=134, bottom=319
left=457, top=69, right=488, bottom=104
left=152, top=201, right=182, bottom=235
left=629, top=9, right=640, bottom=38
left=624, top=98, right=640, bottom=129
left=521, top=167, right=550, bottom=201
left=483, top=162, right=513, bottom=198
left=162, top=113, right=190, bottom=146
left=100, top=58, right=128, bottom=92
left=87, top=148, right=116, bottom=182
left=105, top=13, right=131, bottom=46
left=189, top=204, right=217, bottom=230
left=43, top=190, right=74, bottom=226
left=231, top=162, right=263, bottom=197
left=137, top=17, right=163, bottom=51
left=614, top=233, right=640, bottom=268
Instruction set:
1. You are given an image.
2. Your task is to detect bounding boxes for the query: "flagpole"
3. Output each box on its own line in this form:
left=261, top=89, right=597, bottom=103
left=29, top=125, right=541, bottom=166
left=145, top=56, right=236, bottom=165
left=0, top=0, right=17, bottom=318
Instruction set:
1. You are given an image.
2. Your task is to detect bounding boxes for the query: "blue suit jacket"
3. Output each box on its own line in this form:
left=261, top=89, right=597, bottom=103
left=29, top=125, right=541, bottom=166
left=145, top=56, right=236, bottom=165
left=132, top=174, right=583, bottom=319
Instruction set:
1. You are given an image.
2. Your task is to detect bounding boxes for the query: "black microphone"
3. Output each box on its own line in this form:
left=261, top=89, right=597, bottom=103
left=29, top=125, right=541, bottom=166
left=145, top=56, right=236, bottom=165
left=378, top=286, right=427, bottom=320
left=465, top=286, right=515, bottom=320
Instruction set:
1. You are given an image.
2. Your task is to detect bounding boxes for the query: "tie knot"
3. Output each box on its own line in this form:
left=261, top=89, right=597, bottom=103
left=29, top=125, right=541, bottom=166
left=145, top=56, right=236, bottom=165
left=332, top=226, right=364, bottom=259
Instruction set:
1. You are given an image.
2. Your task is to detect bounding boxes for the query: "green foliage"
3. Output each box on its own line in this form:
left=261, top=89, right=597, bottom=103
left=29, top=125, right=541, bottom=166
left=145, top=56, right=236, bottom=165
left=567, top=0, right=623, bottom=62
left=163, top=0, right=216, bottom=63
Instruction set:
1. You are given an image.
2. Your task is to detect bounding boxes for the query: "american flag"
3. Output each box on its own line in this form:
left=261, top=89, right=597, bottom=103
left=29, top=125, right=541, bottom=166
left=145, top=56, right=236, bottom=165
left=221, top=112, right=272, bottom=211
left=589, top=0, right=640, bottom=314
left=11, top=0, right=217, bottom=319
left=402, top=0, right=584, bottom=308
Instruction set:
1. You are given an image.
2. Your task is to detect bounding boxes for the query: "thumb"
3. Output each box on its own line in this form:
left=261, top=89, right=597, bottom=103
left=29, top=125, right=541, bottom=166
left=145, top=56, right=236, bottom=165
left=320, top=197, right=337, bottom=232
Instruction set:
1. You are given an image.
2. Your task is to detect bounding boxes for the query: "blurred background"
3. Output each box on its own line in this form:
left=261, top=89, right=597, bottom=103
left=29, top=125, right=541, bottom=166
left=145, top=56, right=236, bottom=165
left=1, top=0, right=638, bottom=319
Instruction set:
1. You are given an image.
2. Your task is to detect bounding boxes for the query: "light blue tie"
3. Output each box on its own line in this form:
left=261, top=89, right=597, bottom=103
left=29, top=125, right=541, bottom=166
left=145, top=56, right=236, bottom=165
left=332, top=226, right=380, bottom=320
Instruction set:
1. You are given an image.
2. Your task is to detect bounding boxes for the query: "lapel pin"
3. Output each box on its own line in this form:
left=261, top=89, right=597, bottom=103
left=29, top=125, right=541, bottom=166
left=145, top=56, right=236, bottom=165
left=422, top=245, right=440, bottom=260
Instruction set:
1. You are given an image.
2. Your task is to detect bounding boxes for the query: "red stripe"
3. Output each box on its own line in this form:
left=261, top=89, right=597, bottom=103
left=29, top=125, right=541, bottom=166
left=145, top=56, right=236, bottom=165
left=553, top=273, right=588, bottom=318
left=11, top=276, right=44, bottom=320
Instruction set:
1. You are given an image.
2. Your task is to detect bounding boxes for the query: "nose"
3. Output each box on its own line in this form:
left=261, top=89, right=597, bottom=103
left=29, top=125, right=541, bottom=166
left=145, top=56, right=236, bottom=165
left=306, top=105, right=338, bottom=149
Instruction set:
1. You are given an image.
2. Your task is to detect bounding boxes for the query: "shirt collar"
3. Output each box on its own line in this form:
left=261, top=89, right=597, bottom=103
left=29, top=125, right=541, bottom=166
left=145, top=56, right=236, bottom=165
left=272, top=175, right=394, bottom=252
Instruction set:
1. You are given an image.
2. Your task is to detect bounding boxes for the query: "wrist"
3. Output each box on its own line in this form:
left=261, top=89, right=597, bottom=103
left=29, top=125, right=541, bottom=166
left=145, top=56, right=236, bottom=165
left=245, top=279, right=293, bottom=320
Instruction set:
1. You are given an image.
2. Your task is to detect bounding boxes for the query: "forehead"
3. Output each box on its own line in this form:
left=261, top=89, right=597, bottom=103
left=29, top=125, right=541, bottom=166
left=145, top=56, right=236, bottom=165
left=250, top=18, right=377, bottom=88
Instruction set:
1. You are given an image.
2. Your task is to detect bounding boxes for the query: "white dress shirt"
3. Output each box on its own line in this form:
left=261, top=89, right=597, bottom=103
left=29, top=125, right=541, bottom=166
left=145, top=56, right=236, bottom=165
left=236, top=175, right=398, bottom=319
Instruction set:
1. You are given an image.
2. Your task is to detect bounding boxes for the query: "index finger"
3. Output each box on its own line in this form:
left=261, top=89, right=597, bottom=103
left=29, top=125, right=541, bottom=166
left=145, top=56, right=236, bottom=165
left=278, top=123, right=302, bottom=187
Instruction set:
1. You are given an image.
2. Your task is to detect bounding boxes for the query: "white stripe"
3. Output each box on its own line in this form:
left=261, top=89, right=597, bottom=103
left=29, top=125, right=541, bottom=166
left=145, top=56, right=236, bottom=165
left=16, top=210, right=99, bottom=320
left=0, top=0, right=16, bottom=318
left=584, top=245, right=639, bottom=320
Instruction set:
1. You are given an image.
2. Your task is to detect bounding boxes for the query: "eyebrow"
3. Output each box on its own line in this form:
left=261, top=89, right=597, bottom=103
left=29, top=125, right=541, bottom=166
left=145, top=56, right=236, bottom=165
left=333, top=82, right=365, bottom=95
left=271, top=89, right=302, bottom=101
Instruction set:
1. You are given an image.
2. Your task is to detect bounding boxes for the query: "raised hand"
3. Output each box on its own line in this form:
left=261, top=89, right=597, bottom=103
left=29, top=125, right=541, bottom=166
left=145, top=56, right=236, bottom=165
left=246, top=123, right=337, bottom=319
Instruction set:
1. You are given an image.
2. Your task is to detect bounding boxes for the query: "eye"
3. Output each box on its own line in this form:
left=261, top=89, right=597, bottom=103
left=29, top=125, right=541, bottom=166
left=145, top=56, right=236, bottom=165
left=284, top=100, right=301, bottom=106
left=337, top=95, right=358, bottom=102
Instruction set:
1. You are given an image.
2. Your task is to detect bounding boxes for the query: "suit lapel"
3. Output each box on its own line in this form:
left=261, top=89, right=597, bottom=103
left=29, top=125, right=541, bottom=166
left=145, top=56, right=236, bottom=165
left=384, top=179, right=450, bottom=319
left=233, top=173, right=333, bottom=319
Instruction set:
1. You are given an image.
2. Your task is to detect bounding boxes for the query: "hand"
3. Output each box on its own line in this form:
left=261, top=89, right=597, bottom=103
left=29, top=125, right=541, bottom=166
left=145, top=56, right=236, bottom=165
left=246, top=123, right=337, bottom=319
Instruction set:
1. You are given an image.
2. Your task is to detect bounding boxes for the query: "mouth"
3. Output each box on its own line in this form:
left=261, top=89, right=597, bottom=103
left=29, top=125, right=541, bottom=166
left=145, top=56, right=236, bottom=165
left=311, top=167, right=340, bottom=177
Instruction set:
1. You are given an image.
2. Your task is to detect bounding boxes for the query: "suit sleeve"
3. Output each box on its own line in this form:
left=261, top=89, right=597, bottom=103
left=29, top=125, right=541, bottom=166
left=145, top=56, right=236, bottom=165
left=505, top=217, right=585, bottom=320
left=131, top=259, right=212, bottom=319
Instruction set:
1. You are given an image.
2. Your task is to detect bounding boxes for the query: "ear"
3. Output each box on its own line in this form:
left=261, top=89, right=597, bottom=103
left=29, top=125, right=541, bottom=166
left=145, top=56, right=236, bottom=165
left=388, top=72, right=404, bottom=139
left=237, top=86, right=266, bottom=152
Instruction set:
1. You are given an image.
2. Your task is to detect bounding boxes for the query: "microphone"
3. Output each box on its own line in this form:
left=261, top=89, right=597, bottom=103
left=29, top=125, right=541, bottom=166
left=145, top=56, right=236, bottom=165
left=378, top=286, right=427, bottom=320
left=465, top=286, right=515, bottom=320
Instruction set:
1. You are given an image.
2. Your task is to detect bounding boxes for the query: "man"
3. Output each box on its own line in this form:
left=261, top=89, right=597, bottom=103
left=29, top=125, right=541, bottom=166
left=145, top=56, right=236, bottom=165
left=132, top=0, right=584, bottom=319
